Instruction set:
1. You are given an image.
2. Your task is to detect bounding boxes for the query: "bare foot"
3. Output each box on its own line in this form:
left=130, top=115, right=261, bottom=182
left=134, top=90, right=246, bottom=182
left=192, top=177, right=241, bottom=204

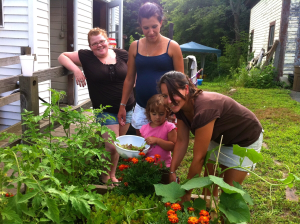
left=101, top=174, right=110, bottom=184
left=110, top=177, right=119, bottom=183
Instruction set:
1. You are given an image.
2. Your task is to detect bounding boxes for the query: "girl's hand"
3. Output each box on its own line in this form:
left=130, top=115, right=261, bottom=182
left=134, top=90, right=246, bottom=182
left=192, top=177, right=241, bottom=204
left=169, top=172, right=177, bottom=183
left=74, top=70, right=86, bottom=87
left=145, top=136, right=157, bottom=145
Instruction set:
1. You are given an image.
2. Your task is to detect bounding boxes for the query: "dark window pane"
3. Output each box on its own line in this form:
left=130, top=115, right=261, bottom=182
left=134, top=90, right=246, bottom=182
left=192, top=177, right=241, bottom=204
left=0, top=0, right=3, bottom=26
left=268, top=25, right=275, bottom=48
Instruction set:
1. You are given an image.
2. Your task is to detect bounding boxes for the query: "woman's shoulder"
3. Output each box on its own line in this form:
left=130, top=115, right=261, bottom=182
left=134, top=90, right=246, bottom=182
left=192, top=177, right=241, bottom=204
left=78, top=49, right=94, bottom=62
left=114, top=48, right=128, bottom=61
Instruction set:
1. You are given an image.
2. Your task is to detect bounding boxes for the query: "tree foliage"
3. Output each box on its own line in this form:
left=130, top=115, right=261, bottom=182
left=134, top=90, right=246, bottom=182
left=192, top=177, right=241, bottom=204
left=123, top=0, right=251, bottom=76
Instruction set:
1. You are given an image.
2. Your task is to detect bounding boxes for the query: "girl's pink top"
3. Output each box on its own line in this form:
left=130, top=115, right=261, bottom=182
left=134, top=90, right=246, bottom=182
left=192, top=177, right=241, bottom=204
left=140, top=121, right=176, bottom=167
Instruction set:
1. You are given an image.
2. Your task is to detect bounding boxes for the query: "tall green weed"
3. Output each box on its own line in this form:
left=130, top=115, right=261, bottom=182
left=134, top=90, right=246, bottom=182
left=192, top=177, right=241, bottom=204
left=233, top=64, right=278, bottom=89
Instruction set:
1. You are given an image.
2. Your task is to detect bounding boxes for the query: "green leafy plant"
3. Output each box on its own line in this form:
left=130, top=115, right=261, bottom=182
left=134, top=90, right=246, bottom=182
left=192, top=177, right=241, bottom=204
left=0, top=89, right=117, bottom=223
left=154, top=145, right=299, bottom=224
left=233, top=64, right=278, bottom=89
left=90, top=192, right=164, bottom=224
left=114, top=154, right=169, bottom=197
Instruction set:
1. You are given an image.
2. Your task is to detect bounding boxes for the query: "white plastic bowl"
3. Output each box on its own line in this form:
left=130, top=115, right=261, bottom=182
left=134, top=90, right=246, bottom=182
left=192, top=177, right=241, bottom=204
left=114, top=135, right=150, bottom=158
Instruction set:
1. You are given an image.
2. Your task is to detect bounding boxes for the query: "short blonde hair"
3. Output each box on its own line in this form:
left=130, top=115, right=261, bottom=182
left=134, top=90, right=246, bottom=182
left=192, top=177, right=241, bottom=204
left=87, top=27, right=108, bottom=45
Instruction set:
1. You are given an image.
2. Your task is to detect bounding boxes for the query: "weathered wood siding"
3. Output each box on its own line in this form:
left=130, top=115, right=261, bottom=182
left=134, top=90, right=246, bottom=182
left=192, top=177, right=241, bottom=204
left=283, top=0, right=300, bottom=74
left=249, top=0, right=282, bottom=60
left=50, top=0, right=68, bottom=103
left=75, top=0, right=92, bottom=105
left=0, top=0, right=51, bottom=131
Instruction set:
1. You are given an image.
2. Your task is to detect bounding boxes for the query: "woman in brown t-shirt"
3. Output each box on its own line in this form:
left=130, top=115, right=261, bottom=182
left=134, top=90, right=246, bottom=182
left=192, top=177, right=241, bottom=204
left=58, top=28, right=135, bottom=184
left=159, top=71, right=263, bottom=202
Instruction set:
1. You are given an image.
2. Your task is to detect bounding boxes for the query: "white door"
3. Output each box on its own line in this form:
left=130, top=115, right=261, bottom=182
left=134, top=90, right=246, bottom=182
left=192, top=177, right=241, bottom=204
left=107, top=0, right=123, bottom=48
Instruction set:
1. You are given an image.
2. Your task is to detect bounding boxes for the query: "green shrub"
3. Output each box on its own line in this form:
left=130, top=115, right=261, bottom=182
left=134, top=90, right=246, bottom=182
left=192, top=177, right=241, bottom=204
left=233, top=64, right=278, bottom=89
left=90, top=193, right=165, bottom=224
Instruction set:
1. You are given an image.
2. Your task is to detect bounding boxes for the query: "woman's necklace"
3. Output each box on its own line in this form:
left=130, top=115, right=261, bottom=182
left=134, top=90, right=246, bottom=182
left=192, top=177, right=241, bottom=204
left=146, top=35, right=161, bottom=57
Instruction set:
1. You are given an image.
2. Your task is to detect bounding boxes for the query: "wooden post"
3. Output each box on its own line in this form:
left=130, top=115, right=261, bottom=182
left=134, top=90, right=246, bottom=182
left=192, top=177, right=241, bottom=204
left=67, top=73, right=74, bottom=105
left=19, top=76, right=39, bottom=135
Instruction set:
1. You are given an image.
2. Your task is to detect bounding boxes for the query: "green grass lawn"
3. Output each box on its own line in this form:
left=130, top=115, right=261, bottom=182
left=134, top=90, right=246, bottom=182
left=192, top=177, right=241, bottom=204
left=176, top=81, right=300, bottom=223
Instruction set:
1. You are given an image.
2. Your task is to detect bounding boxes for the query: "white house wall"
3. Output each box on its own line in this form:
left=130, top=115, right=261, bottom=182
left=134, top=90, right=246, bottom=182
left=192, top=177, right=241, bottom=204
left=50, top=0, right=68, bottom=103
left=249, top=0, right=282, bottom=59
left=283, top=0, right=300, bottom=74
left=0, top=0, right=51, bottom=131
left=35, top=0, right=51, bottom=115
left=75, top=0, right=92, bottom=105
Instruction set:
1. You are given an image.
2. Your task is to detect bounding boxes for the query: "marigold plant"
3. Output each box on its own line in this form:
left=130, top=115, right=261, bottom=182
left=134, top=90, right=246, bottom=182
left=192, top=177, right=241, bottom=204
left=165, top=202, right=171, bottom=207
left=171, top=203, right=182, bottom=211
left=199, top=210, right=209, bottom=217
left=145, top=157, right=155, bottom=163
left=198, top=215, right=210, bottom=224
left=139, top=152, right=145, bottom=156
left=124, top=182, right=128, bottom=187
left=154, top=154, right=161, bottom=159
left=188, top=216, right=199, bottom=224
left=167, top=209, right=176, bottom=216
left=113, top=154, right=168, bottom=196
left=131, top=157, right=139, bottom=164
left=168, top=214, right=179, bottom=223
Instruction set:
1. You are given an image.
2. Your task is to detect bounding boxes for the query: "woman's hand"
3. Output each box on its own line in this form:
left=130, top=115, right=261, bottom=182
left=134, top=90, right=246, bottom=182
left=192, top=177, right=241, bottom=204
left=180, top=190, right=192, bottom=204
left=74, top=70, right=86, bottom=87
left=145, top=136, right=157, bottom=145
left=117, top=106, right=126, bottom=126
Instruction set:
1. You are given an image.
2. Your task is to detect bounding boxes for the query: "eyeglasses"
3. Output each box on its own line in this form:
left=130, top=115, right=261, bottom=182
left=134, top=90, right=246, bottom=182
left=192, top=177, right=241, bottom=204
left=91, top=40, right=107, bottom=47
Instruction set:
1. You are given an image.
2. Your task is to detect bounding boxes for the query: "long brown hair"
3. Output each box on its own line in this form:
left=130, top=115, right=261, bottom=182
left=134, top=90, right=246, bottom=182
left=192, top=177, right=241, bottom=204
left=158, top=71, right=202, bottom=106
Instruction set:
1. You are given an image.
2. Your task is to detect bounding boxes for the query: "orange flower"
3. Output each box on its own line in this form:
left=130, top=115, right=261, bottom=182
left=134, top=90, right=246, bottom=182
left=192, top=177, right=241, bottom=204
left=167, top=209, right=175, bottom=215
left=188, top=216, right=199, bottom=224
left=168, top=214, right=179, bottom=223
left=145, top=157, right=154, bottom=163
left=154, top=154, right=161, bottom=159
left=187, top=207, right=195, bottom=212
left=118, top=176, right=123, bottom=181
left=131, top=157, right=139, bottom=164
left=118, top=164, right=130, bottom=171
left=198, top=216, right=210, bottom=224
left=139, top=152, right=145, bottom=156
left=199, top=210, right=209, bottom=217
left=165, top=202, right=171, bottom=207
left=124, top=182, right=128, bottom=187
left=171, top=203, right=181, bottom=211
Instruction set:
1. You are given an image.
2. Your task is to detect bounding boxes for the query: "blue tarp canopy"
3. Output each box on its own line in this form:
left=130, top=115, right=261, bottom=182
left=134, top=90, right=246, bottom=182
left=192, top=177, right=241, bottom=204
left=180, top=41, right=221, bottom=57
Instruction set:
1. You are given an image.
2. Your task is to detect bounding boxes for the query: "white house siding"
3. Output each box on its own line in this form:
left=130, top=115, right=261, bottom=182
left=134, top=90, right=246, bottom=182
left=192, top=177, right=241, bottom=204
left=0, top=0, right=28, bottom=131
left=283, top=0, right=300, bottom=75
left=0, top=0, right=51, bottom=131
left=249, top=0, right=282, bottom=60
left=36, top=0, right=51, bottom=114
left=75, top=0, right=92, bottom=105
left=50, top=0, right=68, bottom=103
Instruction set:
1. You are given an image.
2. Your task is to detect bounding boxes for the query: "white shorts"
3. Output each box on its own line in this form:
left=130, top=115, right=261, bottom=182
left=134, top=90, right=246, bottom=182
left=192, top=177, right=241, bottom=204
left=131, top=103, right=149, bottom=130
left=207, top=132, right=263, bottom=171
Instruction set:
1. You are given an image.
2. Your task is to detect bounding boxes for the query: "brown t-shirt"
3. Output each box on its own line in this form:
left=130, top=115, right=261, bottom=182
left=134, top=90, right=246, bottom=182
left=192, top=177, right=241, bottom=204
left=78, top=49, right=135, bottom=113
left=175, top=91, right=262, bottom=147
